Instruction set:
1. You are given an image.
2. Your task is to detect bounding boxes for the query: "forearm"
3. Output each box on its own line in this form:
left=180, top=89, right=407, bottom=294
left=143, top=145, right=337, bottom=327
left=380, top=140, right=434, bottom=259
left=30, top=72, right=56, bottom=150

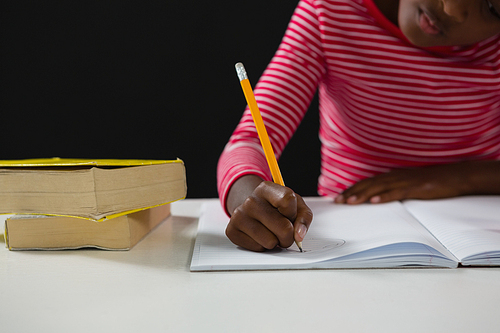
left=460, top=160, right=500, bottom=195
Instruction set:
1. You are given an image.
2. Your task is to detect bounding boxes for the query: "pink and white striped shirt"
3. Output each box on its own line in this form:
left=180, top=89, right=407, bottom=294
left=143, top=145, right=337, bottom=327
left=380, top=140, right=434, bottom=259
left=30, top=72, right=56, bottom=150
left=217, top=0, right=500, bottom=212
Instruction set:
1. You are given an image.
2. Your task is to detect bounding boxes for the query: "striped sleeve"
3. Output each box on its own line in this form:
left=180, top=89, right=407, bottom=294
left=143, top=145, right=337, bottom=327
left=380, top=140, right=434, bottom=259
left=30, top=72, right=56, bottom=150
left=217, top=0, right=326, bottom=214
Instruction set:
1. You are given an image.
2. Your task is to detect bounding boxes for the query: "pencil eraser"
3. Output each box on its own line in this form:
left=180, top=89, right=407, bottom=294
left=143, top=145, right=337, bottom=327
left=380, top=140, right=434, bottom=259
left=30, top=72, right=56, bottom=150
left=235, top=62, right=248, bottom=81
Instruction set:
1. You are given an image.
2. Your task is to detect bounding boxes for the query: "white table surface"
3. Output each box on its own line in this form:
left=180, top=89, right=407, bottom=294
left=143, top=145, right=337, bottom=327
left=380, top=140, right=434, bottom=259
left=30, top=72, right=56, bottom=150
left=1, top=198, right=500, bottom=333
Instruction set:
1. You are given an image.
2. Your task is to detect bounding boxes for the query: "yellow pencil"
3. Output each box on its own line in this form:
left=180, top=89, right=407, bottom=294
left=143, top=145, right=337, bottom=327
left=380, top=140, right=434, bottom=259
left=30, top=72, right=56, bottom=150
left=235, top=62, right=303, bottom=252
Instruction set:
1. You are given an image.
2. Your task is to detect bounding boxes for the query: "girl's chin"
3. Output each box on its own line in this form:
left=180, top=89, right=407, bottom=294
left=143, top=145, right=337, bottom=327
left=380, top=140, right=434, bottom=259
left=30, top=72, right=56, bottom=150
left=400, top=23, right=448, bottom=48
left=398, top=8, right=448, bottom=48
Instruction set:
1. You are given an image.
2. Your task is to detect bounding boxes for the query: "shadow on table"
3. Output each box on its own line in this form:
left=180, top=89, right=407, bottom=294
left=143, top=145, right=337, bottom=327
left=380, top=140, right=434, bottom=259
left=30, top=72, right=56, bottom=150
left=2, top=215, right=199, bottom=271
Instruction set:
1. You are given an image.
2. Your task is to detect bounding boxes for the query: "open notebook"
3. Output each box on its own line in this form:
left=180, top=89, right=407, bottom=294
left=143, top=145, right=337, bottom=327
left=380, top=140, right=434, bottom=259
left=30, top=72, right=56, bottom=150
left=190, top=196, right=500, bottom=271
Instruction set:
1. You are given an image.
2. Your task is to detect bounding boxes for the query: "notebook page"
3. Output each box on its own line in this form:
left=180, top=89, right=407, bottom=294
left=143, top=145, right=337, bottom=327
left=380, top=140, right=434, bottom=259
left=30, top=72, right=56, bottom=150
left=403, top=196, right=500, bottom=265
left=190, top=198, right=456, bottom=271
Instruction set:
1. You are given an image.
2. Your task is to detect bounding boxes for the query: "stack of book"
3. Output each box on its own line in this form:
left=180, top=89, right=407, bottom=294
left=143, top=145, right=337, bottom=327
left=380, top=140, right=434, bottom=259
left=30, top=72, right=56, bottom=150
left=1, top=158, right=187, bottom=250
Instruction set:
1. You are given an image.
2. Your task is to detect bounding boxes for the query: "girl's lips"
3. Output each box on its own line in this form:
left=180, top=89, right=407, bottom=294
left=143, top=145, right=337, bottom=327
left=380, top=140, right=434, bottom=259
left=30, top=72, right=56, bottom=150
left=419, top=10, right=442, bottom=35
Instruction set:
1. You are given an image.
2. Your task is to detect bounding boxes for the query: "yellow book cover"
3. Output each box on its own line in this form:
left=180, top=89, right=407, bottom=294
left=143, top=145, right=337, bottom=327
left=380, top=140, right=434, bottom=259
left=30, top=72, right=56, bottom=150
left=0, top=158, right=187, bottom=220
left=0, top=157, right=182, bottom=167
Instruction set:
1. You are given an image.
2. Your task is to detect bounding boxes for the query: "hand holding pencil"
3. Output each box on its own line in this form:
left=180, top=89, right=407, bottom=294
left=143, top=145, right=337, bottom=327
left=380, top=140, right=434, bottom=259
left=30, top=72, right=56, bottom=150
left=223, top=63, right=313, bottom=252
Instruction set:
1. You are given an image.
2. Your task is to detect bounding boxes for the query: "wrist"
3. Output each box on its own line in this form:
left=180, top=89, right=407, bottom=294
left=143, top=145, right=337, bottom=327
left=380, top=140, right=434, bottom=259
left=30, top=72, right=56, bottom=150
left=226, top=175, right=265, bottom=215
left=462, top=160, right=500, bottom=195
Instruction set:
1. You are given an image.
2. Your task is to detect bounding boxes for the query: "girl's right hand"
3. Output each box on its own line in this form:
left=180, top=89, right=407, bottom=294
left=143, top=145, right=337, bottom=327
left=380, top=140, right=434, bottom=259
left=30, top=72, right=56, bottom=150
left=225, top=175, right=313, bottom=252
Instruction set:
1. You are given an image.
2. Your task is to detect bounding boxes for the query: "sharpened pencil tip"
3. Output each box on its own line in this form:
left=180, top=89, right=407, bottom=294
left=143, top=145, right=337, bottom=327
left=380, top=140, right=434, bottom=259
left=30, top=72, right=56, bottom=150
left=296, top=241, right=303, bottom=252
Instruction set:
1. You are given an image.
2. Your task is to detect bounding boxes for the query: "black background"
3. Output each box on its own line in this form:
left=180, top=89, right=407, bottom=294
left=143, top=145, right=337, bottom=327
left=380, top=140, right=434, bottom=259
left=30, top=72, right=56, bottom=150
left=0, top=1, right=321, bottom=198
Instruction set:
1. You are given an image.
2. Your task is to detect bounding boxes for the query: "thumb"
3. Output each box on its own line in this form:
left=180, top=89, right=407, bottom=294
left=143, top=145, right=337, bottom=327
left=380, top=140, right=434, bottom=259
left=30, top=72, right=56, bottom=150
left=294, top=195, right=313, bottom=242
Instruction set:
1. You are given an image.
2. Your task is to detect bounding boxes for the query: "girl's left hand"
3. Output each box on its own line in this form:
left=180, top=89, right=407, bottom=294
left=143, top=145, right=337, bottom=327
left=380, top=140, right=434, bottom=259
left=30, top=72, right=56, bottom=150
left=334, top=161, right=500, bottom=204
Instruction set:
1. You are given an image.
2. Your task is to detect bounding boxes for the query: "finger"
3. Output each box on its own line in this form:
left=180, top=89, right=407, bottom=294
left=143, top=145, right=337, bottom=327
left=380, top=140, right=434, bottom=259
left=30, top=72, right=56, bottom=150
left=294, top=195, right=313, bottom=242
left=225, top=221, right=268, bottom=252
left=254, top=181, right=298, bottom=221
left=233, top=195, right=295, bottom=249
left=370, top=184, right=436, bottom=203
left=342, top=177, right=399, bottom=204
left=335, top=179, right=374, bottom=204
